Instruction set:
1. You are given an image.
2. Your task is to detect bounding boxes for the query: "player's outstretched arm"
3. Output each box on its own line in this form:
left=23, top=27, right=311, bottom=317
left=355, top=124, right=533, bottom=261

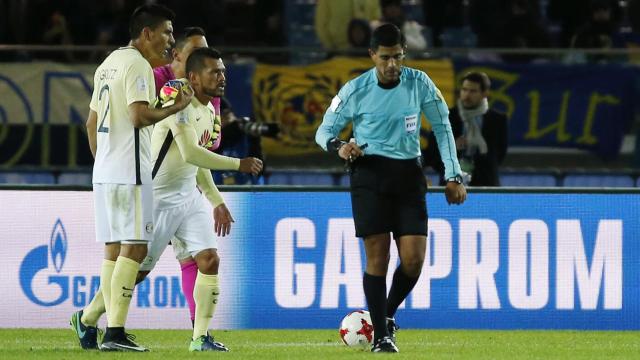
left=172, top=123, right=240, bottom=170
left=128, top=86, right=193, bottom=128
left=86, top=110, right=98, bottom=158
left=196, top=168, right=234, bottom=236
left=238, top=157, right=263, bottom=176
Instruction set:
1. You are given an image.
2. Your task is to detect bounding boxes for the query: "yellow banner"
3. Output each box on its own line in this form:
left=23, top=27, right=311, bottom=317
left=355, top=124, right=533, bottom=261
left=252, top=57, right=455, bottom=156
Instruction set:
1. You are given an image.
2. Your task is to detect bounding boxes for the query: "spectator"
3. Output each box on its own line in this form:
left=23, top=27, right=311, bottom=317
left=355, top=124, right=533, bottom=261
left=422, top=0, right=466, bottom=47
left=469, top=0, right=507, bottom=47
left=254, top=0, right=287, bottom=63
left=315, top=0, right=380, bottom=54
left=548, top=0, right=620, bottom=47
left=157, top=0, right=225, bottom=46
left=571, top=0, right=623, bottom=51
left=214, top=98, right=279, bottom=185
left=347, top=18, right=372, bottom=56
left=425, top=72, right=508, bottom=186
left=372, top=0, right=428, bottom=51
left=42, top=8, right=74, bottom=62
left=497, top=0, right=551, bottom=62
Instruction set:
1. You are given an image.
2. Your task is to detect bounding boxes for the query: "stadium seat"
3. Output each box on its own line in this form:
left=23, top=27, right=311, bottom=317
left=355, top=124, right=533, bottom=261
left=266, top=172, right=292, bottom=185
left=500, top=173, right=557, bottom=187
left=425, top=173, right=441, bottom=187
left=267, top=172, right=335, bottom=186
left=439, top=27, right=477, bottom=48
left=57, top=172, right=92, bottom=185
left=339, top=175, right=350, bottom=187
left=562, top=174, right=634, bottom=187
left=0, top=172, right=55, bottom=184
left=289, top=173, right=334, bottom=185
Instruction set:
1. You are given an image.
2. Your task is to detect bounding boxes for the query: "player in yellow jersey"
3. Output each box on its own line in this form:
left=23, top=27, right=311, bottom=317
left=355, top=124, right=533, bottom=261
left=70, top=4, right=193, bottom=352
left=147, top=47, right=262, bottom=351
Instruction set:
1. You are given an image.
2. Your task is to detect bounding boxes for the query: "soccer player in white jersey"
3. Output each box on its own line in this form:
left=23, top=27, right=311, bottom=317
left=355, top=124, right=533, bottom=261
left=70, top=4, right=193, bottom=352
left=148, top=47, right=262, bottom=351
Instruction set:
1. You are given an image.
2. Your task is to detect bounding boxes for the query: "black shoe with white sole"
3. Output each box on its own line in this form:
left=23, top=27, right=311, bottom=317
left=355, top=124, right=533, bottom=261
left=100, top=328, right=148, bottom=352
left=371, top=336, right=399, bottom=353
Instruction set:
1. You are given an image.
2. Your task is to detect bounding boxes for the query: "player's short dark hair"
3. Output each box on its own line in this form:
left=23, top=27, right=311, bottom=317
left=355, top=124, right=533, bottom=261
left=129, top=4, right=175, bottom=39
left=186, top=47, right=222, bottom=74
left=175, top=27, right=207, bottom=50
left=461, top=72, right=491, bottom=92
left=370, top=23, right=406, bottom=51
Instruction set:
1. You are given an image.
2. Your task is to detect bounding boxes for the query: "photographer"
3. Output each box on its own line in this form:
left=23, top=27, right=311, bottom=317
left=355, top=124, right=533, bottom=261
left=214, top=97, right=279, bottom=185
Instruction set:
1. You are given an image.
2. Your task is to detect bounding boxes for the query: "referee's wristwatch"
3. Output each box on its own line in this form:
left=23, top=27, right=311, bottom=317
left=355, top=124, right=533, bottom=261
left=447, top=175, right=463, bottom=184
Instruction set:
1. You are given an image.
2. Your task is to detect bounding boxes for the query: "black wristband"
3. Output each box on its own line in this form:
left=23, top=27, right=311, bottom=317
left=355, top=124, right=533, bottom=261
left=447, top=175, right=463, bottom=184
left=327, top=138, right=346, bottom=153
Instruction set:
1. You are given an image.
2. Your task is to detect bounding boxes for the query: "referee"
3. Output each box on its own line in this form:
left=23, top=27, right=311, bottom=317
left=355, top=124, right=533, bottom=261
left=315, top=23, right=466, bottom=353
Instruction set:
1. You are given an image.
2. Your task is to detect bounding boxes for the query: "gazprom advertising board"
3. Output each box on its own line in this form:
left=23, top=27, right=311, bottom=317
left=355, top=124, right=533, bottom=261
left=1, top=189, right=638, bottom=329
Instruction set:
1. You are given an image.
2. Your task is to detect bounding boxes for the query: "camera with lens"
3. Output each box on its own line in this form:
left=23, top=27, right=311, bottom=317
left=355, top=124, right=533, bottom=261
left=236, top=117, right=280, bottom=138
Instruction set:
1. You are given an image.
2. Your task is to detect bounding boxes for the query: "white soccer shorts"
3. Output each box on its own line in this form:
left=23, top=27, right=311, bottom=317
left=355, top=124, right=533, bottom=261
left=140, top=188, right=217, bottom=272
left=93, top=183, right=154, bottom=243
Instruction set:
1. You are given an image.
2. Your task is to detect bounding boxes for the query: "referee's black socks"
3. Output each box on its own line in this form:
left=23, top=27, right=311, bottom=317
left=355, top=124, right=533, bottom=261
left=386, top=266, right=420, bottom=319
left=363, top=272, right=388, bottom=342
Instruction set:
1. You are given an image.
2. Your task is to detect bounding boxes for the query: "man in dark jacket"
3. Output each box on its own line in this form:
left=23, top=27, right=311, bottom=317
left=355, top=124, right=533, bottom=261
left=425, top=72, right=508, bottom=186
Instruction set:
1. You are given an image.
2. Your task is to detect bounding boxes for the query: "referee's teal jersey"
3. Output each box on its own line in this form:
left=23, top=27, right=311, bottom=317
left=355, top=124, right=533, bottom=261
left=316, top=66, right=462, bottom=180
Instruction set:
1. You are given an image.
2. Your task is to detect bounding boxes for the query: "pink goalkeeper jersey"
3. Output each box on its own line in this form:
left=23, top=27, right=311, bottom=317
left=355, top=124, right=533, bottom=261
left=153, top=64, right=222, bottom=150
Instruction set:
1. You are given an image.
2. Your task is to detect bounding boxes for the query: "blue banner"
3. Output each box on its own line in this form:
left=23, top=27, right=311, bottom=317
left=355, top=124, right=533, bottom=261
left=230, top=191, right=639, bottom=330
left=453, top=62, right=639, bottom=158
left=1, top=189, right=638, bottom=329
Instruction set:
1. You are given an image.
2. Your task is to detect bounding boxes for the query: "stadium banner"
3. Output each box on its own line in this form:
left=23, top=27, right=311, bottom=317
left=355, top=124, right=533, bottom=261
left=453, top=62, right=639, bottom=159
left=0, top=62, right=255, bottom=168
left=252, top=57, right=455, bottom=156
left=1, top=189, right=638, bottom=330
left=0, top=61, right=255, bottom=125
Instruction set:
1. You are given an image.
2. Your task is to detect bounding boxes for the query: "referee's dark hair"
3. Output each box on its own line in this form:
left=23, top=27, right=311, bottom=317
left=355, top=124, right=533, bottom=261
left=370, top=23, right=406, bottom=51
left=129, top=4, right=175, bottom=40
left=461, top=72, right=491, bottom=92
left=186, top=47, right=222, bottom=74
left=175, top=27, right=206, bottom=50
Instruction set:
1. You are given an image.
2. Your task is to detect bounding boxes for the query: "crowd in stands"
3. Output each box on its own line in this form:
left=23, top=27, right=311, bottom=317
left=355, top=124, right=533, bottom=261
left=1, top=0, right=639, bottom=63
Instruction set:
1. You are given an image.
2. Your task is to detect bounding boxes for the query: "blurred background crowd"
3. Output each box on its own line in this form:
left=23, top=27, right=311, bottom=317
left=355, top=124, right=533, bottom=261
left=1, top=0, right=640, bottom=188
left=1, top=0, right=639, bottom=62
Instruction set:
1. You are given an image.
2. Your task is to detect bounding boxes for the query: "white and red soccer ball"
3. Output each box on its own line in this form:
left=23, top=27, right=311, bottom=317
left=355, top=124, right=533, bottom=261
left=339, top=310, right=374, bottom=349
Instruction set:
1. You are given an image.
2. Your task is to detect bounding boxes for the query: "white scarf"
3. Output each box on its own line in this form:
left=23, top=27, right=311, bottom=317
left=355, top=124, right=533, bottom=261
left=457, top=98, right=489, bottom=156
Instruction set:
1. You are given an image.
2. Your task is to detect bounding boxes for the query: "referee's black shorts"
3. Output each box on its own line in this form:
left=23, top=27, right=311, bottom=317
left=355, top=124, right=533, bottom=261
left=349, top=155, right=428, bottom=238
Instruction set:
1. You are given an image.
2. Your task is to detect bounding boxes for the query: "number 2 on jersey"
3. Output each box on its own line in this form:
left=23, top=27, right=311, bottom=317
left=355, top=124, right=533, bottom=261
left=97, top=84, right=110, bottom=133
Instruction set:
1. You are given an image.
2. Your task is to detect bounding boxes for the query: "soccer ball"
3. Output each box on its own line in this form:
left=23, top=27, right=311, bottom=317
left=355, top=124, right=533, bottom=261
left=339, top=310, right=374, bottom=349
left=158, top=78, right=189, bottom=104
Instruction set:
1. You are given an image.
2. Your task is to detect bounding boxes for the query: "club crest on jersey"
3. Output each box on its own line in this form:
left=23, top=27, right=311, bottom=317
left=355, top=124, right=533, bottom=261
left=199, top=129, right=215, bottom=151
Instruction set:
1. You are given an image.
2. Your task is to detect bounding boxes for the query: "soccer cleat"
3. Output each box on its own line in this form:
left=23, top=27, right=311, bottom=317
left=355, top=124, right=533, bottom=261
left=386, top=317, right=399, bottom=342
left=189, top=335, right=230, bottom=352
left=70, top=310, right=99, bottom=350
left=100, top=330, right=148, bottom=352
left=371, top=336, right=399, bottom=353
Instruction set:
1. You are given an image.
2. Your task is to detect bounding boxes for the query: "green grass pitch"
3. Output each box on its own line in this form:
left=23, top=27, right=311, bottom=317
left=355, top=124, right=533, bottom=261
left=1, top=329, right=638, bottom=359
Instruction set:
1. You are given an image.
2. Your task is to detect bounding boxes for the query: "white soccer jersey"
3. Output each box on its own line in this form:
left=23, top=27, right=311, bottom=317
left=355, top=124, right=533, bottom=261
left=151, top=97, right=220, bottom=209
left=90, top=47, right=156, bottom=184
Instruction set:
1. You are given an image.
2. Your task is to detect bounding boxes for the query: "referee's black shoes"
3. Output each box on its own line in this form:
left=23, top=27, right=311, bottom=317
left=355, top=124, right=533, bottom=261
left=371, top=336, right=399, bottom=353
left=387, top=317, right=399, bottom=342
